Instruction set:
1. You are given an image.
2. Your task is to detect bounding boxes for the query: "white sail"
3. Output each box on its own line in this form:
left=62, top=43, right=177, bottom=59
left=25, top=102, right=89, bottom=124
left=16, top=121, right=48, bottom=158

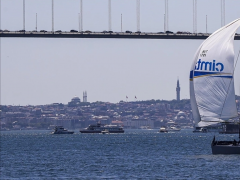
left=190, top=45, right=202, bottom=126
left=190, top=18, right=240, bottom=127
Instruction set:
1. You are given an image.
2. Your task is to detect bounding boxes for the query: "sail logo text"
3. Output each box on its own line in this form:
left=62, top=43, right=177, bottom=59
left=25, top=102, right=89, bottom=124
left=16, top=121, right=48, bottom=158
left=200, top=50, right=208, bottom=57
left=195, top=59, right=224, bottom=72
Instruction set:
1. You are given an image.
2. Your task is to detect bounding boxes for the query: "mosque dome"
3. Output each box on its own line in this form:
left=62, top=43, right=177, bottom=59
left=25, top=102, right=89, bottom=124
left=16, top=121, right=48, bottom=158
left=72, top=96, right=80, bottom=100
left=71, top=96, right=81, bottom=103
left=177, top=111, right=185, bottom=116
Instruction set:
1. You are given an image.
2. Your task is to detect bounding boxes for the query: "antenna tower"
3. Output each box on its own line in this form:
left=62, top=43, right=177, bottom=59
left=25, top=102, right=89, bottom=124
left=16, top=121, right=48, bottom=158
left=108, top=0, right=112, bottom=31
left=136, top=0, right=140, bottom=32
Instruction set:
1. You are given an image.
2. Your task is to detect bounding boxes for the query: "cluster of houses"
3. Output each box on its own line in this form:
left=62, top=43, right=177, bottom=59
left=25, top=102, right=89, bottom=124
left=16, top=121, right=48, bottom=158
left=1, top=96, right=239, bottom=131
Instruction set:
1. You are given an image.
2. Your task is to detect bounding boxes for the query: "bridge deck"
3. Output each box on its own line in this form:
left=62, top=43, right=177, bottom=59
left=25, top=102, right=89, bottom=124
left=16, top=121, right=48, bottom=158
left=1, top=32, right=240, bottom=40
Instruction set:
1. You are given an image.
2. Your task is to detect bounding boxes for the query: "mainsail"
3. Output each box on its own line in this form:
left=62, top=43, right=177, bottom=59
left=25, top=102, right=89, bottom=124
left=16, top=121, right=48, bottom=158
left=190, top=18, right=240, bottom=127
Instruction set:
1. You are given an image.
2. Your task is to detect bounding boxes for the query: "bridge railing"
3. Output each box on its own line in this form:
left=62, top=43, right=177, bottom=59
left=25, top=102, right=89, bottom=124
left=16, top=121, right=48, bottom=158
left=1, top=31, right=239, bottom=39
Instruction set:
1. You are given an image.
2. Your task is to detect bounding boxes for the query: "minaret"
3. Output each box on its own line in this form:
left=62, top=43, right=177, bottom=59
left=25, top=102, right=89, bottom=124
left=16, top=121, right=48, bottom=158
left=83, top=91, right=87, bottom=102
left=176, top=78, right=180, bottom=101
left=83, top=91, right=85, bottom=102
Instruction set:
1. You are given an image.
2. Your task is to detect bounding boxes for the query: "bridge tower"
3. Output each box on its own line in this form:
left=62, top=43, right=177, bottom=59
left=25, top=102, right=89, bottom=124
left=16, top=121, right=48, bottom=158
left=176, top=78, right=180, bottom=102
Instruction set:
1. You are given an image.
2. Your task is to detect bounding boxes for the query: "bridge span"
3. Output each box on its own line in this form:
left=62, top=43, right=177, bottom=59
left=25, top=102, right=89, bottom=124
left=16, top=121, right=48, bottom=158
left=1, top=31, right=240, bottom=40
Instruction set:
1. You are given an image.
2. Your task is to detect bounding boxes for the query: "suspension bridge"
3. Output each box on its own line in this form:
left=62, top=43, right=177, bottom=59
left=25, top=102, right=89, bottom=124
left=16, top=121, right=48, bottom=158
left=1, top=0, right=239, bottom=40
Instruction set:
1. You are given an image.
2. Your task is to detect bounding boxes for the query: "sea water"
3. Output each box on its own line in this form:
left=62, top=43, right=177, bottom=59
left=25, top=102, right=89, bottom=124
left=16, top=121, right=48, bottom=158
left=1, top=129, right=240, bottom=179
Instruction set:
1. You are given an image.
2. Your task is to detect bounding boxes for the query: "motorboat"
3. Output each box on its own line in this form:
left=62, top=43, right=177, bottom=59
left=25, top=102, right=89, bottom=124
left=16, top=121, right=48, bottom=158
left=168, top=126, right=181, bottom=132
left=51, top=126, right=74, bottom=134
left=159, top=127, right=168, bottom=133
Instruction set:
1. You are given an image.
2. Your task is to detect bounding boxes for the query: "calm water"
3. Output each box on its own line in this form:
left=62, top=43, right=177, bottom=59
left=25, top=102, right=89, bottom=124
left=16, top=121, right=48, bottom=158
left=1, top=129, right=240, bottom=179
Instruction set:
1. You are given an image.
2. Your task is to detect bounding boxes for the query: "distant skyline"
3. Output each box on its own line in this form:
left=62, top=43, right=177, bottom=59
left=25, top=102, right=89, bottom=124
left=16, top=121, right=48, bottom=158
left=1, top=0, right=240, bottom=105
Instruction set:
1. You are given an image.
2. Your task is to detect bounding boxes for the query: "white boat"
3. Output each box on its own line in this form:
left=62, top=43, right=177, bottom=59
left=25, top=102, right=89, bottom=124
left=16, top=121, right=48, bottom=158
left=159, top=127, right=168, bottom=133
left=190, top=18, right=240, bottom=154
left=51, top=126, right=74, bottom=134
left=167, top=126, right=181, bottom=132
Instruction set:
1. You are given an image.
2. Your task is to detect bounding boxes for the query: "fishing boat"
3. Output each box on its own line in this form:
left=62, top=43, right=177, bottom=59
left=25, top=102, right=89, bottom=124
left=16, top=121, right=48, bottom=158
left=190, top=18, right=240, bottom=154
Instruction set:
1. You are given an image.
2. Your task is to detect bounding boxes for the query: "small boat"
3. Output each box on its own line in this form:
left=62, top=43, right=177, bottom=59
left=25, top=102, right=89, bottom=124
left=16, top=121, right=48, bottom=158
left=193, top=127, right=208, bottom=133
left=159, top=127, right=168, bottom=133
left=168, top=126, right=181, bottom=132
left=140, top=126, right=152, bottom=130
left=101, top=129, right=110, bottom=134
left=51, top=126, right=74, bottom=134
left=190, top=18, right=240, bottom=154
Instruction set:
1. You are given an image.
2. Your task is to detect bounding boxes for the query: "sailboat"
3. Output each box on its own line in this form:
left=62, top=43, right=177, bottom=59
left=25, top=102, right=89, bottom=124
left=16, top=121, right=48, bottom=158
left=190, top=18, right=240, bottom=154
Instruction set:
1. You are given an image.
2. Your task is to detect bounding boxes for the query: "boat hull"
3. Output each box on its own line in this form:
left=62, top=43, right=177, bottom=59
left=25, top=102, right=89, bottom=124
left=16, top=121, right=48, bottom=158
left=80, top=130, right=124, bottom=133
left=52, top=132, right=74, bottom=134
left=212, top=144, right=240, bottom=154
left=168, top=129, right=181, bottom=132
left=159, top=130, right=168, bottom=133
left=211, top=138, right=240, bottom=154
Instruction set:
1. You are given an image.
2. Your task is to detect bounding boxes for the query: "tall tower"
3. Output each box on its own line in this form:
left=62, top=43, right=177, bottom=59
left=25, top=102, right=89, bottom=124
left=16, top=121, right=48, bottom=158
left=83, top=91, right=87, bottom=102
left=176, top=79, right=180, bottom=101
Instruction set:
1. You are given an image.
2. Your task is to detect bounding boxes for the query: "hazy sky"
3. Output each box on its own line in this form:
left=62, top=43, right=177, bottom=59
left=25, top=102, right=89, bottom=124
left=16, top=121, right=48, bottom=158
left=1, top=0, right=240, bottom=105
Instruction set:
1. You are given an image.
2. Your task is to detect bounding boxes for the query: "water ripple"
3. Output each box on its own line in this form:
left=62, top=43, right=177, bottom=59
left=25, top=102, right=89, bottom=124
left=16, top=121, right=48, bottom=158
left=1, top=129, right=240, bottom=179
